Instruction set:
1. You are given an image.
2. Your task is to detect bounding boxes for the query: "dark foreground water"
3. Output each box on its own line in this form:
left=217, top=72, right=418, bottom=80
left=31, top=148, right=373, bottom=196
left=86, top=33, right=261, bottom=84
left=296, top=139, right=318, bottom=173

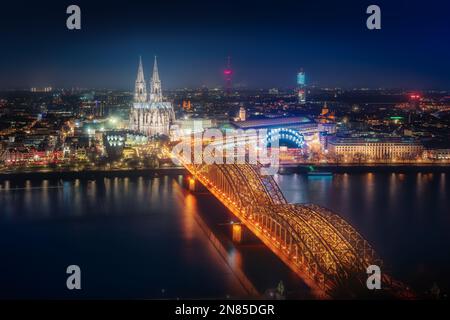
left=0, top=172, right=449, bottom=298
left=0, top=176, right=247, bottom=299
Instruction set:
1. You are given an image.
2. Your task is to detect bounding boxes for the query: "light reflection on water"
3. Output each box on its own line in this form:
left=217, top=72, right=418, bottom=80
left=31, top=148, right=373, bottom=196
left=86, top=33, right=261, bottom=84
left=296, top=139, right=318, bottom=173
left=0, top=176, right=247, bottom=299
left=275, top=172, right=450, bottom=294
left=0, top=172, right=449, bottom=297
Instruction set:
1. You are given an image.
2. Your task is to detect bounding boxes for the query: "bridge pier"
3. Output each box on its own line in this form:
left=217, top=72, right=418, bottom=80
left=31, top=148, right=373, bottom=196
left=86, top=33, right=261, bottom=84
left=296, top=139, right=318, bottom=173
left=188, top=177, right=196, bottom=192
left=230, top=222, right=258, bottom=244
left=232, top=223, right=243, bottom=243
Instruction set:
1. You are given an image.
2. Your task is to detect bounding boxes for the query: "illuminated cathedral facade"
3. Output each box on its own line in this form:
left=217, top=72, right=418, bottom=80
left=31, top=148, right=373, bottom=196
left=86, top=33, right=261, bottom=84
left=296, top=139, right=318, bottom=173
left=129, top=56, right=175, bottom=137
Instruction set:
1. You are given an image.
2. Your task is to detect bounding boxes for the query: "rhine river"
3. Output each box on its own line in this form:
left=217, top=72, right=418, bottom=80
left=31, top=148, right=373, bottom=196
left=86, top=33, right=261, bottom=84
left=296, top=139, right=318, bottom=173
left=0, top=172, right=448, bottom=298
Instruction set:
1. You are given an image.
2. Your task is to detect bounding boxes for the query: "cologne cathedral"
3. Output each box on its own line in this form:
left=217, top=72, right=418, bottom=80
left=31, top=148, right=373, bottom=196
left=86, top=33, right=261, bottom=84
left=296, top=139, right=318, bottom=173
left=129, top=56, right=175, bottom=137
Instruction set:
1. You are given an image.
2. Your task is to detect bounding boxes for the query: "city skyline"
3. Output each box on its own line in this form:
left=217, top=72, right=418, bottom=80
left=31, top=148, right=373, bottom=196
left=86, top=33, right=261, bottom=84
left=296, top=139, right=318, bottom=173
left=1, top=0, right=449, bottom=90
left=2, top=0, right=450, bottom=310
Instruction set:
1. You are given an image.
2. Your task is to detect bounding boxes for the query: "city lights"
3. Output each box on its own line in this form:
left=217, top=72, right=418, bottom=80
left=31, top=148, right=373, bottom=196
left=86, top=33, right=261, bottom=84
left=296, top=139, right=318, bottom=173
left=0, top=0, right=449, bottom=313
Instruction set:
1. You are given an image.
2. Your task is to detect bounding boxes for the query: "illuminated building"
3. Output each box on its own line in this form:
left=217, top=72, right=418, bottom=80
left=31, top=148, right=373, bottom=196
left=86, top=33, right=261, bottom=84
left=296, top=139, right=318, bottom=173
left=424, top=143, right=450, bottom=160
left=232, top=117, right=316, bottom=134
left=31, top=87, right=52, bottom=93
left=239, top=106, right=246, bottom=121
left=233, top=116, right=318, bottom=148
left=328, top=137, right=424, bottom=161
left=319, top=132, right=330, bottom=152
left=175, top=118, right=213, bottom=138
left=318, top=122, right=336, bottom=135
left=103, top=131, right=148, bottom=159
left=182, top=100, right=191, bottom=111
left=426, top=148, right=450, bottom=160
left=265, top=128, right=305, bottom=149
left=2, top=147, right=63, bottom=165
left=317, top=102, right=336, bottom=134
left=129, top=56, right=175, bottom=137
left=297, top=69, right=306, bottom=104
left=231, top=117, right=313, bottom=162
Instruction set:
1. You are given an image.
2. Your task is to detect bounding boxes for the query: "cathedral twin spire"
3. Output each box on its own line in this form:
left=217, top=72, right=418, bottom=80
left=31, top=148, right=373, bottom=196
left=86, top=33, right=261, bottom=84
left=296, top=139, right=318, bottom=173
left=150, top=56, right=162, bottom=102
left=134, top=56, right=147, bottom=103
left=134, top=56, right=162, bottom=103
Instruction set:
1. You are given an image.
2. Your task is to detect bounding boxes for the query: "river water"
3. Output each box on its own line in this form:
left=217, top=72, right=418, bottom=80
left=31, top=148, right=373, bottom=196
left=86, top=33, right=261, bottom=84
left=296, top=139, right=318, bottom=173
left=0, top=172, right=448, bottom=298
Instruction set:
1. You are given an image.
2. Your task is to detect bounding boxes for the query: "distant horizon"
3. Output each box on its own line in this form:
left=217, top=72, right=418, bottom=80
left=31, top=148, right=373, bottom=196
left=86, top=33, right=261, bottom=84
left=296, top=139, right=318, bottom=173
left=1, top=84, right=449, bottom=93
left=1, top=1, right=449, bottom=90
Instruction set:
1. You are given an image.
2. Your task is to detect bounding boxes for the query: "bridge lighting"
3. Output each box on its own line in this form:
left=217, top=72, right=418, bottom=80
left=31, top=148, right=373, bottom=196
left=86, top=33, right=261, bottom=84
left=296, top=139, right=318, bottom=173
left=188, top=177, right=196, bottom=191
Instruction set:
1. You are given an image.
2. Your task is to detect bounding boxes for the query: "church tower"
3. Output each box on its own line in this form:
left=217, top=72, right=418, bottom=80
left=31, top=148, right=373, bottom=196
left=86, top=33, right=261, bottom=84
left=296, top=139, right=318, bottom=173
left=134, top=56, right=147, bottom=103
left=130, top=55, right=175, bottom=137
left=149, top=56, right=162, bottom=102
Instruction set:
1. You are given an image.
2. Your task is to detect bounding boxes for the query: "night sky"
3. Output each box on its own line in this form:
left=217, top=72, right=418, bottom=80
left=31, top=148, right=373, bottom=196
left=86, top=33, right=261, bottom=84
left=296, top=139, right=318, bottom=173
left=0, top=0, right=449, bottom=90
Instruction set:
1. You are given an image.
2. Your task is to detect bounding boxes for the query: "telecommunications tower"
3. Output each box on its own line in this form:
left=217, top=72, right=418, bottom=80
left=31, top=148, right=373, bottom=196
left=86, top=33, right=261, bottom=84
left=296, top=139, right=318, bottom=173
left=224, top=56, right=233, bottom=95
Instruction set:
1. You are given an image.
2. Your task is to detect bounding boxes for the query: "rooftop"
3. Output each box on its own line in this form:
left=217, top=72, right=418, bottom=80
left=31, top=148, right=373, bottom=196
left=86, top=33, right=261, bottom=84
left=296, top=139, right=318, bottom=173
left=233, top=116, right=314, bottom=129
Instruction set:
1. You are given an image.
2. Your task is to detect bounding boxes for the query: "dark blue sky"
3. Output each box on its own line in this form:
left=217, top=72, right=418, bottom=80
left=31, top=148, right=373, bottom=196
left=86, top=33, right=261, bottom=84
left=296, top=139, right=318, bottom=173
left=0, top=0, right=449, bottom=90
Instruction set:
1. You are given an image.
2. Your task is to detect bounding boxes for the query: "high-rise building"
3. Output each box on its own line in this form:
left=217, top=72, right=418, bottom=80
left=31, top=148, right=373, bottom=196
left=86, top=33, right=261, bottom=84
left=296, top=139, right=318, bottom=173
left=224, top=56, right=233, bottom=95
left=239, top=106, right=246, bottom=121
left=409, top=93, right=421, bottom=110
left=129, top=56, right=175, bottom=137
left=297, top=69, right=306, bottom=104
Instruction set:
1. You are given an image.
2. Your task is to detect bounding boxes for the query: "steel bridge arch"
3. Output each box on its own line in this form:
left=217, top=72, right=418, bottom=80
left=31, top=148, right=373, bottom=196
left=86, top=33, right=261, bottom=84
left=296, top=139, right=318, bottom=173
left=178, top=155, right=413, bottom=298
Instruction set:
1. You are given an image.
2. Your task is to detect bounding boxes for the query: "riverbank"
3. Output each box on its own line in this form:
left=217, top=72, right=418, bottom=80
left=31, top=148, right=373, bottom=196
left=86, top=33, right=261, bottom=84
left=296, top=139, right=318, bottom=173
left=279, top=164, right=450, bottom=174
left=1, top=163, right=449, bottom=181
left=0, top=167, right=186, bottom=181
